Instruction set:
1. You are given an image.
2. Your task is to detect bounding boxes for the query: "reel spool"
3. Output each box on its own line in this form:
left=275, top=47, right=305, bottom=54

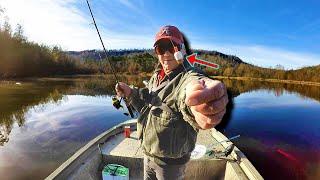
left=112, top=96, right=123, bottom=109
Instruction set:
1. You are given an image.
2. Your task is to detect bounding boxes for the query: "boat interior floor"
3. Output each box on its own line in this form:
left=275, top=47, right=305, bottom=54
left=100, top=130, right=239, bottom=180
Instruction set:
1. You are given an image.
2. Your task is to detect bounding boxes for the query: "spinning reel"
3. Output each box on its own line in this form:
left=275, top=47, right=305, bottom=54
left=112, top=96, right=134, bottom=118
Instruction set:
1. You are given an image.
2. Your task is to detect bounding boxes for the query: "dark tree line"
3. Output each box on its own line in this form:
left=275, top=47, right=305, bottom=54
left=0, top=19, right=98, bottom=78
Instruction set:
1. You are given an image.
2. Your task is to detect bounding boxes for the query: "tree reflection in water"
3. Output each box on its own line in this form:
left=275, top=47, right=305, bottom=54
left=0, top=76, right=319, bottom=146
left=0, top=75, right=146, bottom=145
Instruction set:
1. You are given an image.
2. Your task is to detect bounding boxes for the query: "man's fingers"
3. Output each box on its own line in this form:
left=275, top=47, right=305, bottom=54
left=192, top=107, right=226, bottom=128
left=193, top=95, right=228, bottom=115
left=185, top=79, right=205, bottom=105
left=186, top=79, right=226, bottom=106
left=204, top=108, right=226, bottom=125
left=115, top=83, right=122, bottom=92
left=116, top=82, right=125, bottom=90
left=185, top=79, right=205, bottom=92
left=209, top=108, right=226, bottom=124
left=115, top=82, right=126, bottom=97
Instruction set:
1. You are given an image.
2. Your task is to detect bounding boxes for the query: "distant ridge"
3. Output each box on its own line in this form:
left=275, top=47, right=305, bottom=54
left=66, top=49, right=246, bottom=65
left=67, top=49, right=148, bottom=60
left=66, top=49, right=320, bottom=83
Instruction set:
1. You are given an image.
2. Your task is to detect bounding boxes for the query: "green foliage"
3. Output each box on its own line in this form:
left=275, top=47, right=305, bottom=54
left=95, top=53, right=158, bottom=75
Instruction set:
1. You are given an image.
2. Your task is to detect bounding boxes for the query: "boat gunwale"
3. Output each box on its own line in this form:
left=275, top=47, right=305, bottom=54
left=45, top=119, right=137, bottom=180
left=211, top=129, right=263, bottom=180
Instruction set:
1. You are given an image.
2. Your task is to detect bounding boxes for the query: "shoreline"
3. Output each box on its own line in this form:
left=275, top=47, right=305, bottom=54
left=1, top=74, right=320, bottom=86
left=0, top=73, right=153, bottom=81
left=214, top=76, right=320, bottom=86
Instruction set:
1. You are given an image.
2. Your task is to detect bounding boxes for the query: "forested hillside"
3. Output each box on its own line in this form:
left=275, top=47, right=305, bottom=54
left=68, top=49, right=320, bottom=82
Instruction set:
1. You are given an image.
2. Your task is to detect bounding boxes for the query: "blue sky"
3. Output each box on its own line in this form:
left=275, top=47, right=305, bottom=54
left=1, top=0, right=319, bottom=69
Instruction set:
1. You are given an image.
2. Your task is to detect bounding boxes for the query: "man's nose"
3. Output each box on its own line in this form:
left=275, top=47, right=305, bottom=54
left=163, top=50, right=173, bottom=56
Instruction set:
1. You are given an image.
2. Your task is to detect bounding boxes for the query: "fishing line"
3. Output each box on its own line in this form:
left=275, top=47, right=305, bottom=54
left=85, top=0, right=119, bottom=83
left=85, top=0, right=134, bottom=118
left=168, top=38, right=188, bottom=72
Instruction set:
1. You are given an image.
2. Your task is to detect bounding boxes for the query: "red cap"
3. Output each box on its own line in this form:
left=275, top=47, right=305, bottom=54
left=153, top=25, right=184, bottom=47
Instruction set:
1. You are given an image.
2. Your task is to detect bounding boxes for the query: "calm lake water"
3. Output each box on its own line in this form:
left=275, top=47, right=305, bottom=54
left=0, top=75, right=319, bottom=180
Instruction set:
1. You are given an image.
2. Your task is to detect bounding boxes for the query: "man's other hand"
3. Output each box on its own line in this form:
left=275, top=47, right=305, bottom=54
left=185, top=78, right=228, bottom=129
left=115, top=82, right=132, bottom=98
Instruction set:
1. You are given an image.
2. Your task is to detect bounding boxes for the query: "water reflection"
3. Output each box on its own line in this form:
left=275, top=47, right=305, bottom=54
left=219, top=79, right=320, bottom=180
left=216, top=79, right=320, bottom=132
left=221, top=78, right=320, bottom=102
left=0, top=75, right=146, bottom=146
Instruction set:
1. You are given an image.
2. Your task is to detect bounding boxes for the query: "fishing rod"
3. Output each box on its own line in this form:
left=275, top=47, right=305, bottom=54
left=85, top=0, right=134, bottom=118
left=207, top=134, right=240, bottom=149
left=205, top=135, right=240, bottom=157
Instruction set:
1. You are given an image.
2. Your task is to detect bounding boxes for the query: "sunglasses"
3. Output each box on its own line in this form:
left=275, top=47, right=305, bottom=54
left=154, top=40, right=181, bottom=55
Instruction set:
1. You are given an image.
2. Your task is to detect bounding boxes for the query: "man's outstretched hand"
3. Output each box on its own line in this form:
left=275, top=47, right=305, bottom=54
left=185, top=78, right=228, bottom=129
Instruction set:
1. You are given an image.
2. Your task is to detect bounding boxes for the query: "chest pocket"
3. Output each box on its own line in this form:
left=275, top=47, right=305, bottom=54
left=143, top=104, right=192, bottom=158
left=150, top=104, right=180, bottom=125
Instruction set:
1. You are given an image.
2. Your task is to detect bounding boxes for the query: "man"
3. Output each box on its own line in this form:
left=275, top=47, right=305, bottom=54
left=115, top=25, right=228, bottom=180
